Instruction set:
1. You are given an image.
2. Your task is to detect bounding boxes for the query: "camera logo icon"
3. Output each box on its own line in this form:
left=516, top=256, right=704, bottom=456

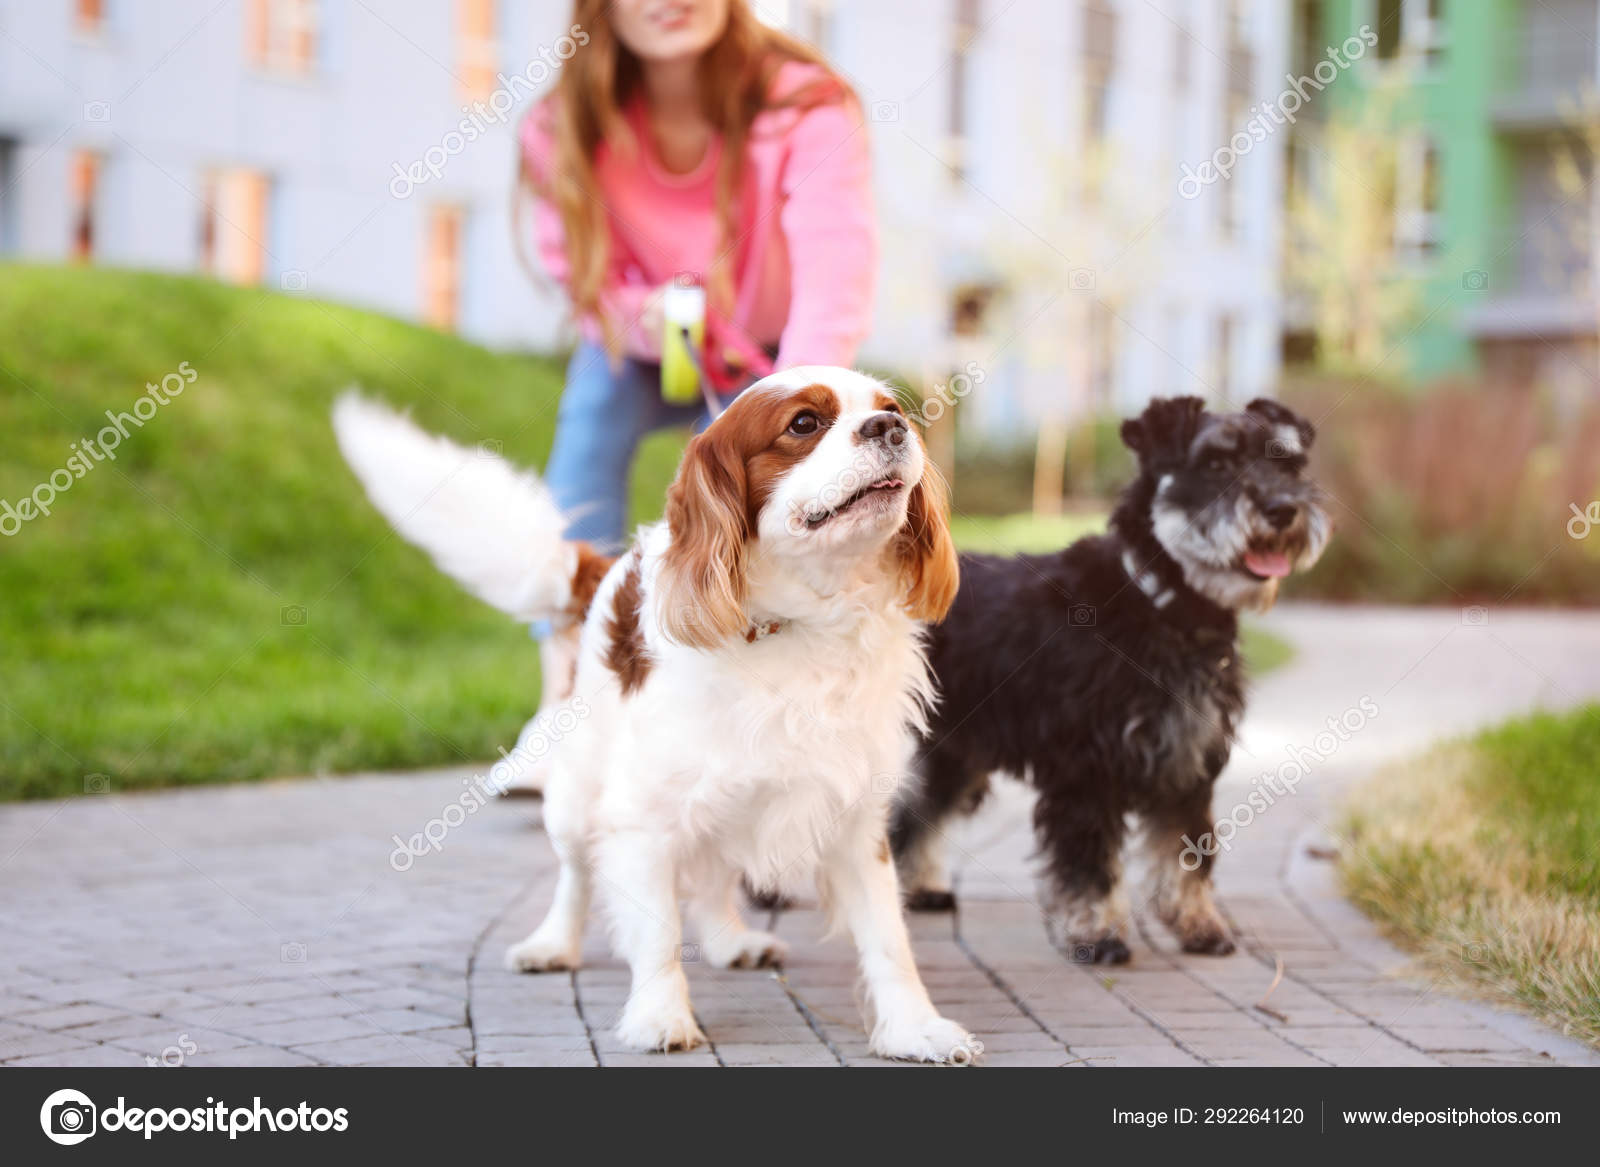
left=1461, top=605, right=1488, bottom=627
left=1069, top=267, right=1097, bottom=293
left=870, top=100, right=900, bottom=123
left=40, top=1088, right=97, bottom=1146
left=1069, top=603, right=1097, bottom=627
left=1462, top=269, right=1489, bottom=291
left=280, top=605, right=307, bottom=627
left=279, top=270, right=308, bottom=293
left=83, top=101, right=111, bottom=123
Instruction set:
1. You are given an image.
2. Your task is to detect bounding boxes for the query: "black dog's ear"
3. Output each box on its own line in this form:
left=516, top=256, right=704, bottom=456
left=1121, top=396, right=1207, bottom=463
left=1246, top=397, right=1316, bottom=452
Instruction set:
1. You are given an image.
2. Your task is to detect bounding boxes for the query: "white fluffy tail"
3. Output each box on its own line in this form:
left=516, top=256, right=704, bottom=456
left=331, top=392, right=583, bottom=623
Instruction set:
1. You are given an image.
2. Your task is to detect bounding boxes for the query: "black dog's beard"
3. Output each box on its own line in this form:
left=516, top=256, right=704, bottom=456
left=1150, top=495, right=1330, bottom=613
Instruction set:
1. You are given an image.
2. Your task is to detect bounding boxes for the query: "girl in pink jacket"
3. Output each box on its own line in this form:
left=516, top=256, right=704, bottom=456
left=511, top=0, right=876, bottom=774
left=521, top=0, right=875, bottom=546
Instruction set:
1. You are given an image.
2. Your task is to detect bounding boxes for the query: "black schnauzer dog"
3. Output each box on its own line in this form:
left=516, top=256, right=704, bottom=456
left=891, top=396, right=1330, bottom=963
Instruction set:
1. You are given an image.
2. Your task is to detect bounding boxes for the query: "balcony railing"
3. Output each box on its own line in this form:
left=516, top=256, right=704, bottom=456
left=1494, top=0, right=1599, bottom=128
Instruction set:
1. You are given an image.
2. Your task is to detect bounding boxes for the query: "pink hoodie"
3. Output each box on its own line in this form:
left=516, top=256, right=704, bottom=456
left=522, top=61, right=876, bottom=389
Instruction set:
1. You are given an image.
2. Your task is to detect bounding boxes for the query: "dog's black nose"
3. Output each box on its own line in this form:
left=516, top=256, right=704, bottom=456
left=856, top=411, right=908, bottom=445
left=1264, top=501, right=1299, bottom=530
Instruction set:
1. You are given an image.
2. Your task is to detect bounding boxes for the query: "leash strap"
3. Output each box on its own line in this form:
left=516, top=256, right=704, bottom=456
left=680, top=324, right=726, bottom=421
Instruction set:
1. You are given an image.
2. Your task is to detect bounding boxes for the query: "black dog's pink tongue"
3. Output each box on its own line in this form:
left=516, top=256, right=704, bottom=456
left=1243, top=550, right=1292, bottom=578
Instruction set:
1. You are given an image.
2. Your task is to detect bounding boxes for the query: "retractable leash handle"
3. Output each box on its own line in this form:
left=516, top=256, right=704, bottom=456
left=660, top=281, right=727, bottom=420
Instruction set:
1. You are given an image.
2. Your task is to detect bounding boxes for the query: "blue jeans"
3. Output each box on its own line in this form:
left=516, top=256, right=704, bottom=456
left=546, top=339, right=713, bottom=551
left=532, top=340, right=721, bottom=642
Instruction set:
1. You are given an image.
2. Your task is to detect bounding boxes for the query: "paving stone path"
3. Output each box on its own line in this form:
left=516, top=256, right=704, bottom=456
left=4, top=605, right=1598, bottom=1067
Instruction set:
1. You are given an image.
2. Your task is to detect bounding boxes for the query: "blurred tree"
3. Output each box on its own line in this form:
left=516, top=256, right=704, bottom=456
left=1284, top=82, right=1424, bottom=373
left=1544, top=89, right=1600, bottom=406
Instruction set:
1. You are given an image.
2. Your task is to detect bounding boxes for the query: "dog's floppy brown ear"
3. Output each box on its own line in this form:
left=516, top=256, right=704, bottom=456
left=1246, top=397, right=1316, bottom=452
left=657, top=428, right=750, bottom=647
left=896, top=460, right=959, bottom=623
left=1121, top=396, right=1207, bottom=464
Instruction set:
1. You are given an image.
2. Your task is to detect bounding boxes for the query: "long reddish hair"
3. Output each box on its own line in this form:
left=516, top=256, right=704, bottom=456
left=517, top=0, right=854, bottom=347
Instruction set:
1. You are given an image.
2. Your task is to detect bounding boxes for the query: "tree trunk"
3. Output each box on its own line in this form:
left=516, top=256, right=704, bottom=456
left=1032, top=420, right=1068, bottom=517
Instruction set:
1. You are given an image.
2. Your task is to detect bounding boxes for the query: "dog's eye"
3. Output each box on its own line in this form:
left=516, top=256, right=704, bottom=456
left=787, top=411, right=821, bottom=436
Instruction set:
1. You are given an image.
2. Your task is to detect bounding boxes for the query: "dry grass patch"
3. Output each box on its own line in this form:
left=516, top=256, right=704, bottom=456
left=1341, top=705, right=1600, bottom=1047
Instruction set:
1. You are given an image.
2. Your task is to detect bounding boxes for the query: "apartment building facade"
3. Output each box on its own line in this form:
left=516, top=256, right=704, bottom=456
left=0, top=0, right=578, bottom=347
left=1290, top=0, right=1600, bottom=388
left=2, top=0, right=1291, bottom=436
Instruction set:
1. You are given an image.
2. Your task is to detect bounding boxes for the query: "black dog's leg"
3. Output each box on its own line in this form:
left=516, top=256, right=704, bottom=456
left=1144, top=790, right=1235, bottom=956
left=741, top=878, right=794, bottom=912
left=891, top=748, right=986, bottom=913
left=1035, top=767, right=1130, bottom=964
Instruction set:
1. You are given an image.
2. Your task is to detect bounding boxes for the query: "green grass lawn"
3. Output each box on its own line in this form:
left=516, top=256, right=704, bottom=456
left=0, top=265, right=1290, bottom=802
left=1342, top=705, right=1600, bottom=1045
left=0, top=265, right=684, bottom=801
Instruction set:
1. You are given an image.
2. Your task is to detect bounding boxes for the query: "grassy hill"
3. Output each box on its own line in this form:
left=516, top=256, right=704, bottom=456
left=0, top=265, right=685, bottom=800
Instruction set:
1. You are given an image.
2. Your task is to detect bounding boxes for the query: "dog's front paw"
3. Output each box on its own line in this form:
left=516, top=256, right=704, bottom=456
left=615, top=1001, right=706, bottom=1053
left=905, top=888, right=958, bottom=913
left=504, top=933, right=581, bottom=973
left=704, top=930, right=787, bottom=970
left=1063, top=936, right=1131, bottom=965
left=871, top=1014, right=980, bottom=1064
left=1178, top=923, right=1236, bottom=956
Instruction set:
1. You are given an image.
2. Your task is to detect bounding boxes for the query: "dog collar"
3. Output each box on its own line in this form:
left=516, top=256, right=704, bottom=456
left=744, top=620, right=785, bottom=643
left=1121, top=549, right=1176, bottom=610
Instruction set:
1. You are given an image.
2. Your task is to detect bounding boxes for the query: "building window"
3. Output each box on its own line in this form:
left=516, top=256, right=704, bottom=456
left=248, top=0, right=320, bottom=75
left=1082, top=0, right=1117, bottom=143
left=424, top=205, right=465, bottom=330
left=70, top=150, right=102, bottom=262
left=1293, top=0, right=1324, bottom=76
left=1395, top=136, right=1440, bottom=259
left=1221, top=3, right=1254, bottom=239
left=947, top=0, right=980, bottom=182
left=800, top=0, right=833, bottom=50
left=1215, top=314, right=1234, bottom=402
left=75, top=0, right=106, bottom=35
left=458, top=0, right=498, bottom=103
left=1172, top=18, right=1190, bottom=92
left=200, top=168, right=272, bottom=285
left=1089, top=299, right=1117, bottom=407
left=1374, top=0, right=1445, bottom=66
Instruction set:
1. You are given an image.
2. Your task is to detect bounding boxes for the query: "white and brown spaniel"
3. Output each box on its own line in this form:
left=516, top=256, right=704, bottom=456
left=333, top=367, right=972, bottom=1061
